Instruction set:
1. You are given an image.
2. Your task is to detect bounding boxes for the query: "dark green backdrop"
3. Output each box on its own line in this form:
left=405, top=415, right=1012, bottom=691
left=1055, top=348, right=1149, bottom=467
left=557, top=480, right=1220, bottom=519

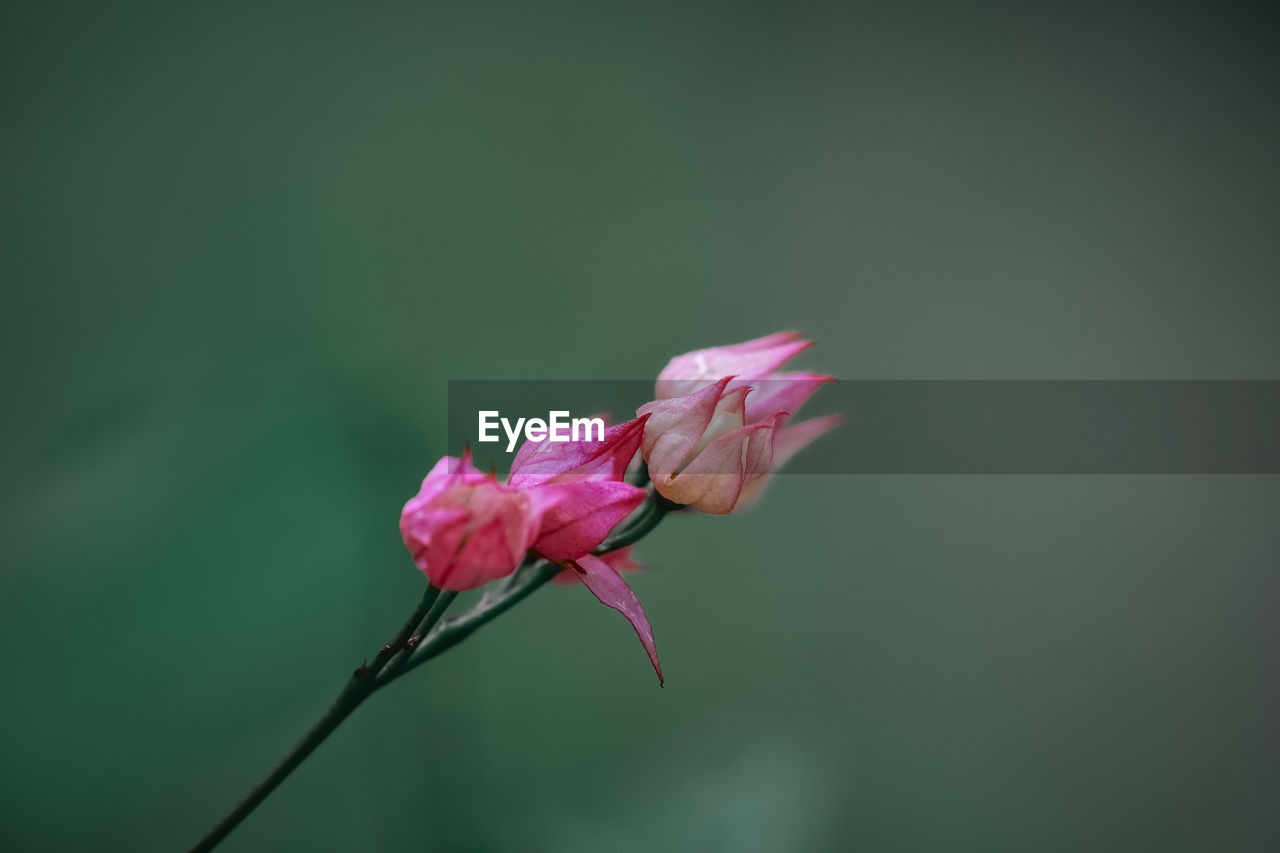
left=2, top=2, right=1278, bottom=851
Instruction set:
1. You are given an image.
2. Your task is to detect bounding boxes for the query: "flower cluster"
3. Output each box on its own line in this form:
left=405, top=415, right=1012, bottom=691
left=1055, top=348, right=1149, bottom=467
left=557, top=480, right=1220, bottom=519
left=400, top=332, right=837, bottom=682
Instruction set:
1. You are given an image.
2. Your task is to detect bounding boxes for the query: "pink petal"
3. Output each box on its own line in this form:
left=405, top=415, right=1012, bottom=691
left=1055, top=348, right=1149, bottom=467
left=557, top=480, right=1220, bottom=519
left=400, top=452, right=542, bottom=591
left=509, top=416, right=647, bottom=487
left=773, top=414, right=842, bottom=470
left=399, top=505, right=469, bottom=574
left=744, top=373, right=834, bottom=424
left=528, top=480, right=647, bottom=561
left=433, top=514, right=523, bottom=591
left=569, top=553, right=663, bottom=685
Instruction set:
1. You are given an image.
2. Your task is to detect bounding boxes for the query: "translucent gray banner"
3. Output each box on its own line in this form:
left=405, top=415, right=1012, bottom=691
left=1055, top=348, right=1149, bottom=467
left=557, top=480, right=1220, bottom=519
left=447, top=380, right=1280, bottom=474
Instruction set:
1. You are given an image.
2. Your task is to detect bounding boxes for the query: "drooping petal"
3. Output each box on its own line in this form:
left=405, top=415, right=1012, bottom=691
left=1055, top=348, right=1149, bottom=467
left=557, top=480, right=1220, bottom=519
left=656, top=332, right=812, bottom=399
left=527, top=480, right=647, bottom=561
left=509, top=416, right=647, bottom=487
left=568, top=553, right=663, bottom=685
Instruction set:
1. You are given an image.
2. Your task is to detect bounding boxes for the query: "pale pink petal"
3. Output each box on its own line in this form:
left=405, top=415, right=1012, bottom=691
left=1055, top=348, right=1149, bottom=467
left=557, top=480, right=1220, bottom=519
left=773, top=414, right=842, bottom=470
left=656, top=332, right=812, bottom=398
left=683, top=385, right=748, bottom=462
left=737, top=415, right=842, bottom=508
left=569, top=553, right=663, bottom=685
left=744, top=373, right=834, bottom=424
left=651, top=419, right=776, bottom=513
left=638, top=377, right=731, bottom=480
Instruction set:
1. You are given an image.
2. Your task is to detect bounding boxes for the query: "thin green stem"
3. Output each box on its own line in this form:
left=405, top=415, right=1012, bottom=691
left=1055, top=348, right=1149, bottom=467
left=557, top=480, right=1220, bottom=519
left=388, top=499, right=679, bottom=685
left=378, top=589, right=458, bottom=682
left=190, top=489, right=680, bottom=850
left=189, top=676, right=373, bottom=852
left=189, top=585, right=443, bottom=851
left=382, top=560, right=561, bottom=684
left=367, top=584, right=442, bottom=676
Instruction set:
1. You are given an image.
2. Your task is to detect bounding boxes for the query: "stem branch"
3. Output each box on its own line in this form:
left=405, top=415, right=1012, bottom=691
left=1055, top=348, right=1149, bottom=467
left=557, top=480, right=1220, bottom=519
left=189, top=493, right=679, bottom=851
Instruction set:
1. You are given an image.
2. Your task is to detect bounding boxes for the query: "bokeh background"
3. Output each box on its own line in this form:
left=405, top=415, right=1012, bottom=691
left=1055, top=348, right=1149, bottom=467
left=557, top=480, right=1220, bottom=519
left=3, top=2, right=1279, bottom=850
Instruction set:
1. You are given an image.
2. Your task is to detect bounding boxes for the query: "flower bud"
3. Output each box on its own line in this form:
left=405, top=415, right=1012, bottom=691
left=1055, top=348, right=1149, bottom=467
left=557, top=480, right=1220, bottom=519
left=400, top=451, right=540, bottom=591
left=639, top=332, right=838, bottom=513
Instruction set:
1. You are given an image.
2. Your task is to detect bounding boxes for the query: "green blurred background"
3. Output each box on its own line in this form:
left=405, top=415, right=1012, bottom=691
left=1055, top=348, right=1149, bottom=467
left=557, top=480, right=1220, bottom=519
left=3, top=2, right=1278, bottom=850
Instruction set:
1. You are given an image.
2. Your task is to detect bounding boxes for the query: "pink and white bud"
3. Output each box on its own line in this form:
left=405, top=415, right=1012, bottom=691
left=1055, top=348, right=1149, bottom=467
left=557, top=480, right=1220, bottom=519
left=640, top=332, right=839, bottom=513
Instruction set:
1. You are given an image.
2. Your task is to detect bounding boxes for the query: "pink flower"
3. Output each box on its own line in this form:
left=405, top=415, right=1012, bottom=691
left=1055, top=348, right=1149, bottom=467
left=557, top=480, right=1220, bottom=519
left=508, top=419, right=663, bottom=683
left=400, top=451, right=541, bottom=591
left=507, top=415, right=649, bottom=560
left=639, top=332, right=840, bottom=514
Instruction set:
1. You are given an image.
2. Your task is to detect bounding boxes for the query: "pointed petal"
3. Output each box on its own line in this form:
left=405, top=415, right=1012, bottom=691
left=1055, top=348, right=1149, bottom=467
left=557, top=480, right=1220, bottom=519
left=569, top=554, right=663, bottom=685
left=745, top=373, right=834, bottom=423
left=638, top=376, right=731, bottom=479
left=773, top=414, right=842, bottom=470
left=509, top=416, right=648, bottom=487
left=656, top=332, right=812, bottom=398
